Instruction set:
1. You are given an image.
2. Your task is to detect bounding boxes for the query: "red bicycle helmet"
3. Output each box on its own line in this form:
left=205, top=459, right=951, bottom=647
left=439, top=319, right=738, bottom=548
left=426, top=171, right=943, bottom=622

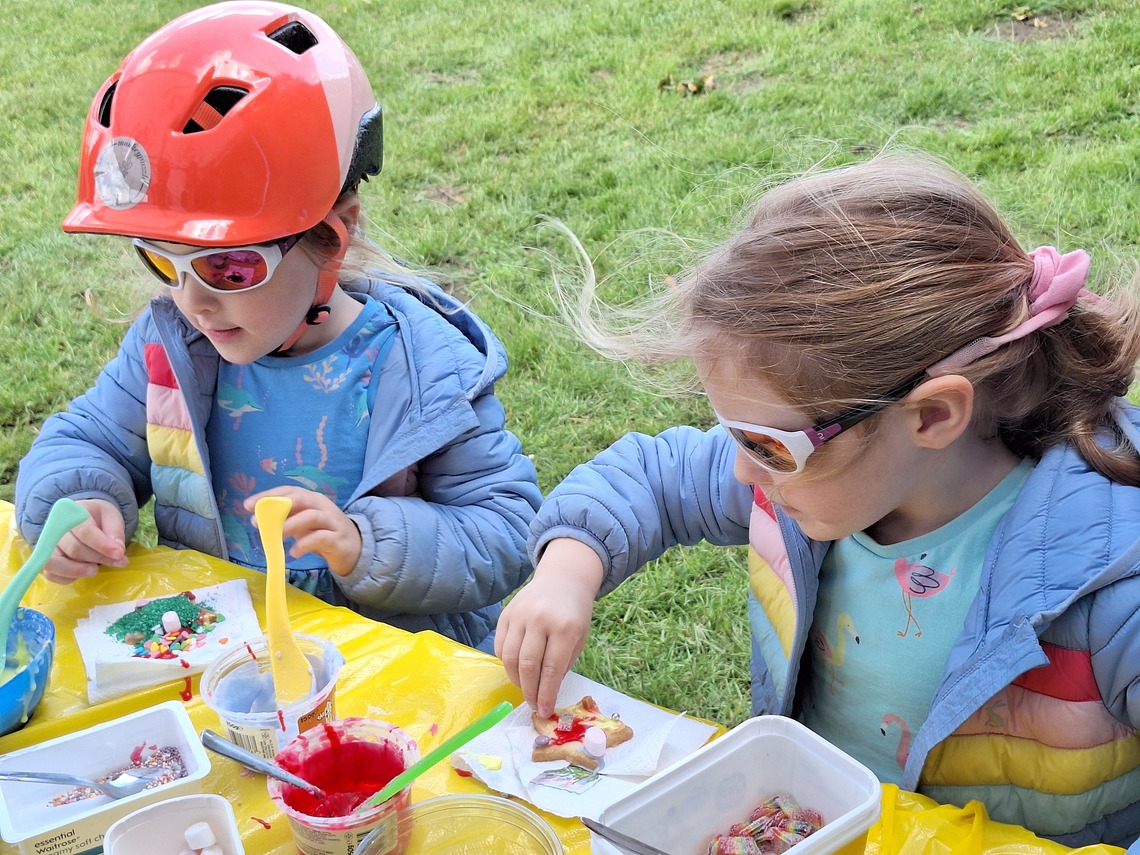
left=64, top=0, right=383, bottom=246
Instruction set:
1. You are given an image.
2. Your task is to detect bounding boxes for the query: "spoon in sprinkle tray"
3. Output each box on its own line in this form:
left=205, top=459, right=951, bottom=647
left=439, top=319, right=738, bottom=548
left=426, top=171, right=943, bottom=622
left=0, top=767, right=168, bottom=800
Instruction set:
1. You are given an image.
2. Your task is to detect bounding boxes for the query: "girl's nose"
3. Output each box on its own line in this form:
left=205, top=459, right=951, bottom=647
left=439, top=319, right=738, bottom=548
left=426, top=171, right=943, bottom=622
left=175, top=274, right=219, bottom=314
left=733, top=447, right=778, bottom=488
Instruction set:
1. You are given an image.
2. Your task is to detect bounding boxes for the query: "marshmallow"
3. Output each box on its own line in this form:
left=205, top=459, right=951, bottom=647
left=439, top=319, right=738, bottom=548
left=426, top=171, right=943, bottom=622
left=183, top=820, right=216, bottom=849
left=583, top=725, right=607, bottom=758
left=161, top=610, right=182, bottom=634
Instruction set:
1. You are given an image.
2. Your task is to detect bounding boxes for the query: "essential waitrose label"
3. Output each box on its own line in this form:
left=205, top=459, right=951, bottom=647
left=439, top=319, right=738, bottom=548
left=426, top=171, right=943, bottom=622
left=26, top=826, right=102, bottom=855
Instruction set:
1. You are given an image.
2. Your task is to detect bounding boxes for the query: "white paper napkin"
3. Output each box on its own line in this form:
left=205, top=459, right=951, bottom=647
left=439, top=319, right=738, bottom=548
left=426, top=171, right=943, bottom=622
left=451, top=672, right=717, bottom=820
left=74, top=580, right=262, bottom=703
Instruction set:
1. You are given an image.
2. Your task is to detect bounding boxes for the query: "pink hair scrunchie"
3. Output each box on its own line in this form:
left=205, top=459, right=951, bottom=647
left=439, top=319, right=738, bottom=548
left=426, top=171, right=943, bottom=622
left=927, top=246, right=1093, bottom=375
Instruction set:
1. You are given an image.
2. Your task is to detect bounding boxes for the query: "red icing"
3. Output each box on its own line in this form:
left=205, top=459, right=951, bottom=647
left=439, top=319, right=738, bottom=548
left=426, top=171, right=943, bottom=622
left=546, top=714, right=589, bottom=746
left=129, top=742, right=145, bottom=764
left=277, top=710, right=286, bottom=732
left=179, top=676, right=193, bottom=701
left=180, top=658, right=190, bottom=669
left=454, top=768, right=473, bottom=778
left=245, top=642, right=258, bottom=661
left=279, top=732, right=406, bottom=818
left=250, top=816, right=272, bottom=829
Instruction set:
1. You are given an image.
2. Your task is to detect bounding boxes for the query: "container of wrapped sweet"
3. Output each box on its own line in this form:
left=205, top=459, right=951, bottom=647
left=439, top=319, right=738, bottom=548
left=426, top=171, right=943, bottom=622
left=591, top=715, right=881, bottom=855
left=0, top=700, right=211, bottom=855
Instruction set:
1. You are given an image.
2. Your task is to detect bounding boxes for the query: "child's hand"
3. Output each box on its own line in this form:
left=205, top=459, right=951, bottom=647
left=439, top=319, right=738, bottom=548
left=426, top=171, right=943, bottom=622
left=244, top=487, right=362, bottom=577
left=495, top=538, right=605, bottom=718
left=43, top=498, right=127, bottom=584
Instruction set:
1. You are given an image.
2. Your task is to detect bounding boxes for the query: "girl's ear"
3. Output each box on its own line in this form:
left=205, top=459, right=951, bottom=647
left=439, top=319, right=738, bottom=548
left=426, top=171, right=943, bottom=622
left=331, top=193, right=361, bottom=236
left=902, top=375, right=975, bottom=450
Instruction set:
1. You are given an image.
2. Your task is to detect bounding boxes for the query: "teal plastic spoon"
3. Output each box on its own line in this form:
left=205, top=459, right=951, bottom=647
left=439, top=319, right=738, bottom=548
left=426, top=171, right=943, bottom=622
left=0, top=499, right=90, bottom=649
left=354, top=701, right=514, bottom=813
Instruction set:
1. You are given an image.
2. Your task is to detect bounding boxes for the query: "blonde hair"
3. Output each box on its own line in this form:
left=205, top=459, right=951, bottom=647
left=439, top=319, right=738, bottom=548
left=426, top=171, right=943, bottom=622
left=305, top=193, right=438, bottom=297
left=563, top=152, right=1140, bottom=485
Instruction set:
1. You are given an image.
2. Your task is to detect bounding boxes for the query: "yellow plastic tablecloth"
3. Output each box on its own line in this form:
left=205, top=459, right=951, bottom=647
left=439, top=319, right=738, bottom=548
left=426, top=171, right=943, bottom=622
left=0, top=502, right=1126, bottom=855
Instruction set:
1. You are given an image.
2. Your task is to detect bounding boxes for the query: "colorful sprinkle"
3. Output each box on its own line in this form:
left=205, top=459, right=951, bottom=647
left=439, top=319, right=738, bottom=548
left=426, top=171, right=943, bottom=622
left=105, top=593, right=226, bottom=663
left=48, top=746, right=187, bottom=807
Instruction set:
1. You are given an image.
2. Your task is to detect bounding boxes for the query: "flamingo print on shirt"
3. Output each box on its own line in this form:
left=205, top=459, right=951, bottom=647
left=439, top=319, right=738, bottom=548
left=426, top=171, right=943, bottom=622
left=881, top=713, right=912, bottom=770
left=811, top=612, right=859, bottom=694
left=893, top=553, right=955, bottom=638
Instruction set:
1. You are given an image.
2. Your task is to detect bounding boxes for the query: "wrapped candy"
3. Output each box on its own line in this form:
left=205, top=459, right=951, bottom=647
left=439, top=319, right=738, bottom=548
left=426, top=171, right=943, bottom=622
left=707, top=834, right=762, bottom=855
left=705, top=794, right=823, bottom=855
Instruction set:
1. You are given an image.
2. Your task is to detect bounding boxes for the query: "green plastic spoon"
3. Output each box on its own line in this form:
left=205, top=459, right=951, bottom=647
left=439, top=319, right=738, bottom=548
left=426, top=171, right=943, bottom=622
left=354, top=700, right=514, bottom=813
left=0, top=499, right=90, bottom=650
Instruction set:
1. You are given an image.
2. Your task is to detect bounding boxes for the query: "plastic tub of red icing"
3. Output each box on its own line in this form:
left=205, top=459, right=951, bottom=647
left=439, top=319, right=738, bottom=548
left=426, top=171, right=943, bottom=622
left=267, top=717, right=420, bottom=855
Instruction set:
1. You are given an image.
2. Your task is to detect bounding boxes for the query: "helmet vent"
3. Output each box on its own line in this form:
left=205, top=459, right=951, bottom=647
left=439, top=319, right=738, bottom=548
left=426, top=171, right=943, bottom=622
left=96, top=82, right=117, bottom=128
left=267, top=21, right=318, bottom=54
left=183, top=86, right=249, bottom=133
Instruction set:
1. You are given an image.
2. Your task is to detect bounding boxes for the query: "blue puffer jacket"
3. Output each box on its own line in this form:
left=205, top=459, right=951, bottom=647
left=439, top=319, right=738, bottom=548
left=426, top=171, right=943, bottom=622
left=530, top=407, right=1140, bottom=848
left=17, top=276, right=542, bottom=649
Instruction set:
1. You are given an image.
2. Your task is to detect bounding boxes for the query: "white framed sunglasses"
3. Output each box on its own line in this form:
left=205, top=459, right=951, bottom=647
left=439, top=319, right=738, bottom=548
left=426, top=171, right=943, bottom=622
left=715, top=373, right=927, bottom=474
left=132, top=232, right=305, bottom=294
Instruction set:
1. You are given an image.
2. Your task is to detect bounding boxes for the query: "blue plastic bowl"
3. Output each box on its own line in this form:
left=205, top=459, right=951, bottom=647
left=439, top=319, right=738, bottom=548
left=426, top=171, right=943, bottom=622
left=0, top=608, right=55, bottom=737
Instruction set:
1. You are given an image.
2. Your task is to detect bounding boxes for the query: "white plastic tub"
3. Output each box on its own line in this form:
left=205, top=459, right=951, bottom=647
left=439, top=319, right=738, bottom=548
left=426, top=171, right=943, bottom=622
left=103, top=793, right=245, bottom=855
left=0, top=701, right=210, bottom=855
left=592, top=715, right=881, bottom=855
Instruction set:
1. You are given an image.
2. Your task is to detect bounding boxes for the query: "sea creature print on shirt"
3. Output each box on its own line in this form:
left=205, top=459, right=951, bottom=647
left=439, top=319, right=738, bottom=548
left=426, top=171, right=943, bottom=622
left=283, top=415, right=350, bottom=500
left=216, top=379, right=263, bottom=429
left=892, top=553, right=955, bottom=638
left=303, top=355, right=349, bottom=393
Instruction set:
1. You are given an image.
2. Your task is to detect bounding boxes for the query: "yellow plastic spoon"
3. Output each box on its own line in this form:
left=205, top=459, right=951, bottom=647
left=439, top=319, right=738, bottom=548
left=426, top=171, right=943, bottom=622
left=254, top=497, right=314, bottom=706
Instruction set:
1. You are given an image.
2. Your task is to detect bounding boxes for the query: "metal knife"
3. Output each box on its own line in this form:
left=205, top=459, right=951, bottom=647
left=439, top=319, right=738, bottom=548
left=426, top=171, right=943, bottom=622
left=581, top=816, right=675, bottom=855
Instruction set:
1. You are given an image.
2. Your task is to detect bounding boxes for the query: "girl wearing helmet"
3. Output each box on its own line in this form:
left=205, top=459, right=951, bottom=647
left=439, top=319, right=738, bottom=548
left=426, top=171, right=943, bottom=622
left=15, top=1, right=542, bottom=651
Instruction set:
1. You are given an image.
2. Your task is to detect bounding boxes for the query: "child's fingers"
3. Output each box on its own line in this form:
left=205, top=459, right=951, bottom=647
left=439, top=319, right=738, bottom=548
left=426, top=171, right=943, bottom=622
left=533, top=636, right=578, bottom=718
left=493, top=616, right=526, bottom=692
left=76, top=499, right=127, bottom=564
left=65, top=521, right=125, bottom=567
left=42, top=553, right=100, bottom=584
left=515, top=636, right=549, bottom=714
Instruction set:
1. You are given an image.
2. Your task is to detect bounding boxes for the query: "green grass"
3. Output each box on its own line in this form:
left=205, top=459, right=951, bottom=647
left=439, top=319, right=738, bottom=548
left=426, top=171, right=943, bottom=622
left=3, top=0, right=1140, bottom=727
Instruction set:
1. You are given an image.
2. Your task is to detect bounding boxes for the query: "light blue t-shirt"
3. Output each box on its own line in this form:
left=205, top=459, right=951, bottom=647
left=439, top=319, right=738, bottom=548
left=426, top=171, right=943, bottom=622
left=206, top=297, right=397, bottom=596
left=799, top=458, right=1033, bottom=783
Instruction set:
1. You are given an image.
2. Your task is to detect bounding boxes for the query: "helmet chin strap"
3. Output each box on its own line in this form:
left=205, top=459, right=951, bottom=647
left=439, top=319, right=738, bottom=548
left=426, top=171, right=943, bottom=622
left=272, top=213, right=348, bottom=355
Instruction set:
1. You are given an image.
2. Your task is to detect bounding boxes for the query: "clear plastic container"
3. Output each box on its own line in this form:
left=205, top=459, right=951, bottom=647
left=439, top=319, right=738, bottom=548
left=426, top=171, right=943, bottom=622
left=268, top=717, right=420, bottom=855
left=200, top=632, right=343, bottom=760
left=357, top=793, right=563, bottom=855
